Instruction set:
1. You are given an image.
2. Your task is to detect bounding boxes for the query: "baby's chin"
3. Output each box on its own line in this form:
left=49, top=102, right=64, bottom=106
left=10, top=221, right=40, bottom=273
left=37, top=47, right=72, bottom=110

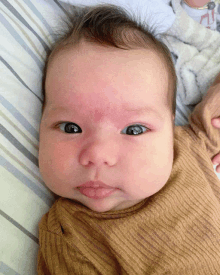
left=72, top=196, right=146, bottom=213
left=52, top=183, right=168, bottom=213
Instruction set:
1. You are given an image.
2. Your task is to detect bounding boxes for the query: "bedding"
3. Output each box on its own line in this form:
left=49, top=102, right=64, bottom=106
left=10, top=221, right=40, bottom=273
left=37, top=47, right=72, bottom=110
left=160, top=0, right=220, bottom=125
left=1, top=1, right=67, bottom=274
left=0, top=0, right=219, bottom=274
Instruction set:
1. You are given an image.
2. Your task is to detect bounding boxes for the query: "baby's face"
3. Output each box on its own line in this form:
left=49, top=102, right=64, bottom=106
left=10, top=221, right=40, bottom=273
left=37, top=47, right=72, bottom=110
left=39, top=41, right=174, bottom=212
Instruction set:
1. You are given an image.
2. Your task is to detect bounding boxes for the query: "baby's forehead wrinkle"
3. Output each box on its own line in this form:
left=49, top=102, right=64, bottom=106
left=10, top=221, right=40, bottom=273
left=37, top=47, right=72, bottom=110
left=45, top=103, right=163, bottom=124
left=47, top=92, right=167, bottom=119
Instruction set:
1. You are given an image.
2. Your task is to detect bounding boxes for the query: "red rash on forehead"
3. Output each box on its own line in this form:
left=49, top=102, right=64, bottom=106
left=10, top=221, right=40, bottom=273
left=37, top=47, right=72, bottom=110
left=45, top=84, right=164, bottom=128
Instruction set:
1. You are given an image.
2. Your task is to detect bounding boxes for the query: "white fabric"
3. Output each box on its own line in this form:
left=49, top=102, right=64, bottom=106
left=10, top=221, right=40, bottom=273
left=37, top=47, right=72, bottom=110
left=160, top=0, right=220, bottom=125
left=1, top=1, right=66, bottom=274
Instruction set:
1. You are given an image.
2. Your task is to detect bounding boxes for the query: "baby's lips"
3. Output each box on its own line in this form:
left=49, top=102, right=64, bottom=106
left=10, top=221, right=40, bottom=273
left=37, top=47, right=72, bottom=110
left=78, top=180, right=114, bottom=189
left=78, top=186, right=117, bottom=199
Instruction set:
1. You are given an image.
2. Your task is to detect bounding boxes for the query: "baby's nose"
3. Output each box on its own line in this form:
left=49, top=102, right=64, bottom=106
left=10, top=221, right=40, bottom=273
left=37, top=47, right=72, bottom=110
left=79, top=139, right=118, bottom=167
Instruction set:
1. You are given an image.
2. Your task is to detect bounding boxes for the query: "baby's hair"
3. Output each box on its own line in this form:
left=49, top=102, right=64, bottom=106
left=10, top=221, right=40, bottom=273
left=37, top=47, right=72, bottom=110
left=42, top=4, right=177, bottom=115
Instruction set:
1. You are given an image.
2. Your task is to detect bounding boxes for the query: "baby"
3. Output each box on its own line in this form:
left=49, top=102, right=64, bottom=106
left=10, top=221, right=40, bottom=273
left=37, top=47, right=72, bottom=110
left=37, top=4, right=220, bottom=274
left=182, top=0, right=219, bottom=30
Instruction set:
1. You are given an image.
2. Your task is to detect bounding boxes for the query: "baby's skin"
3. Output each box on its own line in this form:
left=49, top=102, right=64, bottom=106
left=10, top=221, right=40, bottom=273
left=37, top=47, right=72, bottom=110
left=211, top=72, right=220, bottom=172
left=184, top=0, right=210, bottom=8
left=212, top=118, right=220, bottom=172
left=39, top=41, right=220, bottom=213
left=39, top=41, right=175, bottom=213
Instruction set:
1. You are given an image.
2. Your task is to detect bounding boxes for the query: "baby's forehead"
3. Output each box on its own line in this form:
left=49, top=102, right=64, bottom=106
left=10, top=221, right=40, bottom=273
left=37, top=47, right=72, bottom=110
left=48, top=40, right=168, bottom=72
left=47, top=42, right=169, bottom=85
left=45, top=42, right=170, bottom=114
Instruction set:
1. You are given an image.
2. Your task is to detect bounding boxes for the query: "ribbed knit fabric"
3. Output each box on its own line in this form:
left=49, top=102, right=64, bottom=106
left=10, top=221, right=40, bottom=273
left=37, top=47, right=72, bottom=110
left=38, top=83, right=220, bottom=275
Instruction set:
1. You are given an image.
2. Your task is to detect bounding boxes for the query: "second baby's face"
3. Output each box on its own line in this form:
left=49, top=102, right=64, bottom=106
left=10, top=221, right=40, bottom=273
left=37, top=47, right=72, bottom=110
left=39, top=41, right=175, bottom=213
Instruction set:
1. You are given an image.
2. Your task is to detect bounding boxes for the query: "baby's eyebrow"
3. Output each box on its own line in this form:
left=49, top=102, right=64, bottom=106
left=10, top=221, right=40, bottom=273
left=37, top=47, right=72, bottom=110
left=46, top=105, right=162, bottom=120
left=124, top=106, right=162, bottom=120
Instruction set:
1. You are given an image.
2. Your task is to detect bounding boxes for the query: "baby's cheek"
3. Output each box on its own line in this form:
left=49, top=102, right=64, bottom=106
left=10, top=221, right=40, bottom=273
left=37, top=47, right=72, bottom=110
left=39, top=142, right=75, bottom=184
left=50, top=143, right=77, bottom=172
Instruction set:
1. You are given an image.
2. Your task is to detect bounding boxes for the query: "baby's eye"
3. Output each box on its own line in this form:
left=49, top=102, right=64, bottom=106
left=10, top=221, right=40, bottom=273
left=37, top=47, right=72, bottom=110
left=59, top=122, right=82, bottom=134
left=121, top=124, right=148, bottom=135
left=58, top=122, right=148, bottom=135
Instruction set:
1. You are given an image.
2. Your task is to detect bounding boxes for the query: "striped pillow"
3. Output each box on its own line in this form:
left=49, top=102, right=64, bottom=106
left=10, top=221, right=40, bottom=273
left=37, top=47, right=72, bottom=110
left=0, top=1, right=69, bottom=274
left=1, top=1, right=175, bottom=273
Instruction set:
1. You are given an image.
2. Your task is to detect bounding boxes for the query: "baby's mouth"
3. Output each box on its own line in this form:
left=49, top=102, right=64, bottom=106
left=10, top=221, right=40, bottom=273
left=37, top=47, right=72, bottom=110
left=78, top=186, right=117, bottom=199
left=78, top=180, right=114, bottom=189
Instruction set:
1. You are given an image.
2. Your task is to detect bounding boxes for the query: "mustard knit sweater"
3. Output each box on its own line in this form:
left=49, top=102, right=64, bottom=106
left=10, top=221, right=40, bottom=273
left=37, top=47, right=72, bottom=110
left=38, top=84, right=220, bottom=275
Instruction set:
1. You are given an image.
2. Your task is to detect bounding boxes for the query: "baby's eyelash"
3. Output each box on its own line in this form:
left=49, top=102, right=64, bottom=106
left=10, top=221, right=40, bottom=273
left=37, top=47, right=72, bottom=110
left=56, top=122, right=150, bottom=135
left=58, top=122, right=82, bottom=133
left=121, top=124, right=149, bottom=135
